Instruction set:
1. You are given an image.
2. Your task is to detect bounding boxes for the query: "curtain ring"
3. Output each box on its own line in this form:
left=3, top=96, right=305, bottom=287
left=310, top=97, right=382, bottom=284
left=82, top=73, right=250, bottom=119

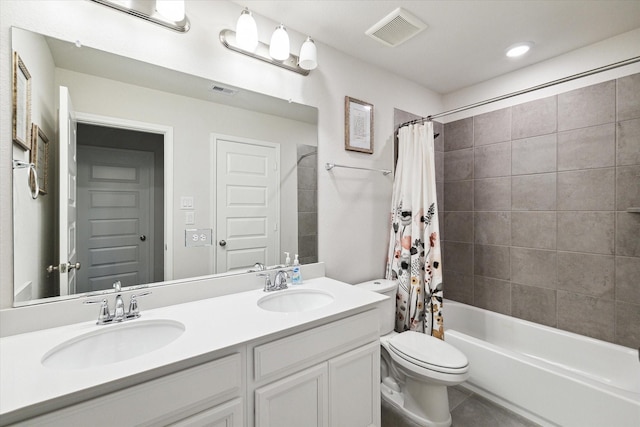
left=28, top=162, right=39, bottom=199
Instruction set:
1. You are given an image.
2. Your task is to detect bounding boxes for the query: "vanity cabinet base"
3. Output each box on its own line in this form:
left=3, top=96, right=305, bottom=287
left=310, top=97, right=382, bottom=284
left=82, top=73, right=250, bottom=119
left=6, top=309, right=381, bottom=427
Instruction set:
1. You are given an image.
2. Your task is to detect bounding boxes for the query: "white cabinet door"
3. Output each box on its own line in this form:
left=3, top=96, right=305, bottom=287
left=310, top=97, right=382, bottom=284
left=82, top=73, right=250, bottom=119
left=171, top=398, right=243, bottom=427
left=255, top=364, right=329, bottom=427
left=329, top=342, right=381, bottom=427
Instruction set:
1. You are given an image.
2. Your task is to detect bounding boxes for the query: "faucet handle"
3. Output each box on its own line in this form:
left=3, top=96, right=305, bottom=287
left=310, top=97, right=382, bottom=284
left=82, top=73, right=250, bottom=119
left=257, top=272, right=273, bottom=292
left=126, top=291, right=152, bottom=319
left=84, top=298, right=112, bottom=324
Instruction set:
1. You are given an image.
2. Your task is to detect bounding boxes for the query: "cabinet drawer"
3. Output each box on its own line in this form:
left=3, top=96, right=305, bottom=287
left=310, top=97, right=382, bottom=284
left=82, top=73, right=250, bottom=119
left=253, top=309, right=378, bottom=383
left=15, top=353, right=243, bottom=427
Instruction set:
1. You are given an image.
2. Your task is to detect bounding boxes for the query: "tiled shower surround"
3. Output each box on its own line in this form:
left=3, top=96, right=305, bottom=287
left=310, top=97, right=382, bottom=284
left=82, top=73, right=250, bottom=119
left=297, top=144, right=318, bottom=264
left=440, top=73, right=640, bottom=348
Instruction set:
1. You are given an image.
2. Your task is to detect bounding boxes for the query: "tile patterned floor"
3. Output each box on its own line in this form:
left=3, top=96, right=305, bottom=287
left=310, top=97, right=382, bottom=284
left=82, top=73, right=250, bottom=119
left=381, top=385, right=542, bottom=427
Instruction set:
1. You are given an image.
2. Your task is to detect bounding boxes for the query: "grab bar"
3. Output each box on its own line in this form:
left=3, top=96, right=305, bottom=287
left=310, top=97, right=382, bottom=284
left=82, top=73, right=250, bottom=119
left=325, top=162, right=392, bottom=176
left=13, top=159, right=39, bottom=199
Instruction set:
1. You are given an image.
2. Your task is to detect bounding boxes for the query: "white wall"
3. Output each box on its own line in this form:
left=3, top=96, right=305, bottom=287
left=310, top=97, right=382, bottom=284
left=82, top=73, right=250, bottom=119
left=0, top=0, right=442, bottom=310
left=441, top=28, right=640, bottom=122
left=11, top=29, right=57, bottom=301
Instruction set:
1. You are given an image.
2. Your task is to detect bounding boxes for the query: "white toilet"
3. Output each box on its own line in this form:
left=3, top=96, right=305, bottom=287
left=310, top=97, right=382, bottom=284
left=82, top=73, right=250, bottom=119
left=355, top=279, right=469, bottom=427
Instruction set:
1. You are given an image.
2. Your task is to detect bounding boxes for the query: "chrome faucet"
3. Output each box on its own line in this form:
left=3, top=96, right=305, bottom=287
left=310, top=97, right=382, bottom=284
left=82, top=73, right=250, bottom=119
left=258, top=270, right=291, bottom=292
left=84, top=281, right=151, bottom=325
left=113, top=281, right=126, bottom=322
left=274, top=270, right=290, bottom=290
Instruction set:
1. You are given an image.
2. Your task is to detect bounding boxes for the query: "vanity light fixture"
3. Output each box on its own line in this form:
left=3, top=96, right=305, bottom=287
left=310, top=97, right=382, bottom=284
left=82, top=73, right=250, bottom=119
left=298, top=37, right=318, bottom=71
left=220, top=8, right=318, bottom=76
left=506, top=42, right=534, bottom=58
left=236, top=7, right=259, bottom=52
left=89, top=0, right=190, bottom=33
left=269, top=24, right=290, bottom=61
left=155, top=0, right=185, bottom=22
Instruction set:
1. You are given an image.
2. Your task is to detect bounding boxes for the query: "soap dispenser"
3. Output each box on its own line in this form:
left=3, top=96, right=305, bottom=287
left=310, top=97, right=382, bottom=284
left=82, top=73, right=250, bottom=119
left=284, top=252, right=291, bottom=267
left=291, top=254, right=303, bottom=284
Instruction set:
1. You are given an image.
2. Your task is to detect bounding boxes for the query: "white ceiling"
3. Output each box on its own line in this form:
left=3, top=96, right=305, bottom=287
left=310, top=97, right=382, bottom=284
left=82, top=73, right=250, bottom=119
left=235, top=0, right=640, bottom=94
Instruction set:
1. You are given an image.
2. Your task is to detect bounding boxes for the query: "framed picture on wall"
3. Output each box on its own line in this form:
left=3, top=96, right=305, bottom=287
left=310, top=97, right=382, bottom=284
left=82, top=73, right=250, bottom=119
left=30, top=124, right=49, bottom=195
left=345, top=96, right=374, bottom=154
left=12, top=52, right=32, bottom=150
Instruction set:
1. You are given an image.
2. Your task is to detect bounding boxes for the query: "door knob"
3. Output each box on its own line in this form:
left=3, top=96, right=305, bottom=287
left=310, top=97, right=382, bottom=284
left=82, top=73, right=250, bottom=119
left=140, top=235, right=146, bottom=241
left=47, top=262, right=81, bottom=273
left=219, top=240, right=227, bottom=247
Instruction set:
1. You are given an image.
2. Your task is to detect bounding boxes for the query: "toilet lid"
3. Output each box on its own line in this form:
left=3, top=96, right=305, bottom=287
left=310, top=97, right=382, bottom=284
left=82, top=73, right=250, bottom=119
left=356, top=279, right=397, bottom=294
left=388, top=331, right=468, bottom=372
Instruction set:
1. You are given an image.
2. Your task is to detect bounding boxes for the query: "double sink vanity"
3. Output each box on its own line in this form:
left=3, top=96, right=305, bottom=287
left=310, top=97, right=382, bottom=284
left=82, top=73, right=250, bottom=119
left=0, top=269, right=386, bottom=426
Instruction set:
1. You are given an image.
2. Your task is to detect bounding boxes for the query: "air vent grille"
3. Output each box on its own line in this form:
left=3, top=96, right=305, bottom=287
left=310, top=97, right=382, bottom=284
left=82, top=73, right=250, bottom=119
left=366, top=8, right=427, bottom=47
left=211, top=85, right=238, bottom=96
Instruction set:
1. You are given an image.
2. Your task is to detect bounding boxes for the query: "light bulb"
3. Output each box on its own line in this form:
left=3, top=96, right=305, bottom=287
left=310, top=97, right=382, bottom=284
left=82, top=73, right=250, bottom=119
left=236, top=8, right=258, bottom=52
left=156, top=0, right=185, bottom=21
left=269, top=24, right=290, bottom=61
left=298, top=37, right=317, bottom=70
left=506, top=42, right=534, bottom=58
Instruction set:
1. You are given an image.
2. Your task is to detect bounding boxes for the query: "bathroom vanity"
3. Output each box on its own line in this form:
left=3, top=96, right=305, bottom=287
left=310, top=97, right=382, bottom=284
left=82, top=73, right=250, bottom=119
left=0, top=277, right=385, bottom=426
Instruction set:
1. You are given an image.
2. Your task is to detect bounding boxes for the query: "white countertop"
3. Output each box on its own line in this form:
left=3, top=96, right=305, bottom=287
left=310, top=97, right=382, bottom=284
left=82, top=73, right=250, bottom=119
left=0, top=277, right=386, bottom=423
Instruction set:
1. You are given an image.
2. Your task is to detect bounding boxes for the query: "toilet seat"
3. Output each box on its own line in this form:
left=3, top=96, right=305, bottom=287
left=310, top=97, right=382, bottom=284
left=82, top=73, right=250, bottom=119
left=388, top=331, right=468, bottom=375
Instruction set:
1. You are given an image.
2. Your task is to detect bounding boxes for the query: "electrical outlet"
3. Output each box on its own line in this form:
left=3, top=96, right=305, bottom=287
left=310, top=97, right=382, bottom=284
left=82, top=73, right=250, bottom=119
left=185, top=229, right=212, bottom=247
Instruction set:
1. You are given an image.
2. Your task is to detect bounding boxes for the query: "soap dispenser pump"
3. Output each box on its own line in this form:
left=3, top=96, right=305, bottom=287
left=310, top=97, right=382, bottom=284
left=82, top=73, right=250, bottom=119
left=291, top=254, right=302, bottom=284
left=284, top=252, right=291, bottom=267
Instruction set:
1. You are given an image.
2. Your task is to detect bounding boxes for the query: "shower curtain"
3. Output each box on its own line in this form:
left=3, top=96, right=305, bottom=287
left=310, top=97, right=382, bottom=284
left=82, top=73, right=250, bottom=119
left=385, top=121, right=444, bottom=339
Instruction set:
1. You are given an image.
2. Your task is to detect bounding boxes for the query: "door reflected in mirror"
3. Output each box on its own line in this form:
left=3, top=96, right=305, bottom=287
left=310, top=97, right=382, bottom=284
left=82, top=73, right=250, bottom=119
left=76, top=123, right=165, bottom=294
left=11, top=27, right=318, bottom=305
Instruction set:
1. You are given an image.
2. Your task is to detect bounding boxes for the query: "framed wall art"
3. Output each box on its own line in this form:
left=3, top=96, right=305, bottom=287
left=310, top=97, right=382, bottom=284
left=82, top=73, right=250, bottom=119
left=345, top=96, right=374, bottom=154
left=12, top=51, right=32, bottom=150
left=30, top=124, right=49, bottom=195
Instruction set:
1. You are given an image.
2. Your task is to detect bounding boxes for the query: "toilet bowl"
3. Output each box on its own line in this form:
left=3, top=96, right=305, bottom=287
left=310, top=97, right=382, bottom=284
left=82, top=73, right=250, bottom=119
left=355, top=279, right=469, bottom=427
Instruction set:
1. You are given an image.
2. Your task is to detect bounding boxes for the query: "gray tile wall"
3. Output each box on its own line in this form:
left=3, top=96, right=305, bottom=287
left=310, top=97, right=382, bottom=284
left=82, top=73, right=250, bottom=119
left=441, top=73, right=640, bottom=348
left=297, top=144, right=318, bottom=264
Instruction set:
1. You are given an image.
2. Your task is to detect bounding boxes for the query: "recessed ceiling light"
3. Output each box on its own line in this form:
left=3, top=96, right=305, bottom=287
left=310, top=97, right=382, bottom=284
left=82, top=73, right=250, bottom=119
left=506, top=42, right=534, bottom=58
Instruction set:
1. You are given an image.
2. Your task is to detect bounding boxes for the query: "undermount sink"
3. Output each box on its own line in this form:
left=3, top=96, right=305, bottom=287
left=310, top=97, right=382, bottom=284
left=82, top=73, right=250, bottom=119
left=41, top=319, right=185, bottom=370
left=258, top=289, right=334, bottom=313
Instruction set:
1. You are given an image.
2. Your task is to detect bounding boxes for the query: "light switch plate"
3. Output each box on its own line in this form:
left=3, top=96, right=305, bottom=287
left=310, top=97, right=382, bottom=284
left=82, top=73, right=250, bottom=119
left=180, top=196, right=194, bottom=209
left=185, top=211, right=195, bottom=225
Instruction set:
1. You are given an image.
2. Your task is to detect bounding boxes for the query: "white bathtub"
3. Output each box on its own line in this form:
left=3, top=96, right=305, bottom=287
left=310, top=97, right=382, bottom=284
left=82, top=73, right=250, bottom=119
left=444, top=299, right=640, bottom=427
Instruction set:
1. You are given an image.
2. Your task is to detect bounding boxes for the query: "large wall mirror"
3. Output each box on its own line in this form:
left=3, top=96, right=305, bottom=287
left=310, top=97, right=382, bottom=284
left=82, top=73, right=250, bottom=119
left=11, top=27, right=318, bottom=306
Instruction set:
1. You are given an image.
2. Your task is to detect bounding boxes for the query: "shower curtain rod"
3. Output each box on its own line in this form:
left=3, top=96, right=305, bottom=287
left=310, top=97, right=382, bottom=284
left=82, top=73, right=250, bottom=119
left=398, top=56, right=640, bottom=129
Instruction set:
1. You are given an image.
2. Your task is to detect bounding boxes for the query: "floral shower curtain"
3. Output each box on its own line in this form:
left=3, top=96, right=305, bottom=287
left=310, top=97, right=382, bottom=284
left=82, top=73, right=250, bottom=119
left=385, top=121, right=444, bottom=339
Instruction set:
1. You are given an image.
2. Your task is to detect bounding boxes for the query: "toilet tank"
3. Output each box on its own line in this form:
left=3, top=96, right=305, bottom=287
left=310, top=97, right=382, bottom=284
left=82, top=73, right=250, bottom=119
left=355, top=279, right=397, bottom=335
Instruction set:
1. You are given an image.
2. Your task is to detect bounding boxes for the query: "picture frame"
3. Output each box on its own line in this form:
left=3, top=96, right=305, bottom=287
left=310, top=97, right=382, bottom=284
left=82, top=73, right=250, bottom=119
left=345, top=96, right=374, bottom=154
left=30, top=124, right=49, bottom=195
left=12, top=52, right=32, bottom=150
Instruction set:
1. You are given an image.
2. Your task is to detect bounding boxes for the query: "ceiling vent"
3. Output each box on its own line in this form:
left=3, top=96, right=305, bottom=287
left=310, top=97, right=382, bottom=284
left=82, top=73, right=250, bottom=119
left=210, top=85, right=238, bottom=96
left=365, top=7, right=427, bottom=47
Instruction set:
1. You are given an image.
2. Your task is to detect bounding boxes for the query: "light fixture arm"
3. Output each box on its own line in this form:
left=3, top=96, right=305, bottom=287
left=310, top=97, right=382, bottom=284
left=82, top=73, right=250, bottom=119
left=219, top=29, right=310, bottom=76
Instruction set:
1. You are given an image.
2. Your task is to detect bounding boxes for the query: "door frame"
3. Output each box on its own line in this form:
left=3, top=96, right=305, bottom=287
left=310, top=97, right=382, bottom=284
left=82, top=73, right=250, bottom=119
left=75, top=112, right=174, bottom=280
left=210, top=133, right=280, bottom=274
